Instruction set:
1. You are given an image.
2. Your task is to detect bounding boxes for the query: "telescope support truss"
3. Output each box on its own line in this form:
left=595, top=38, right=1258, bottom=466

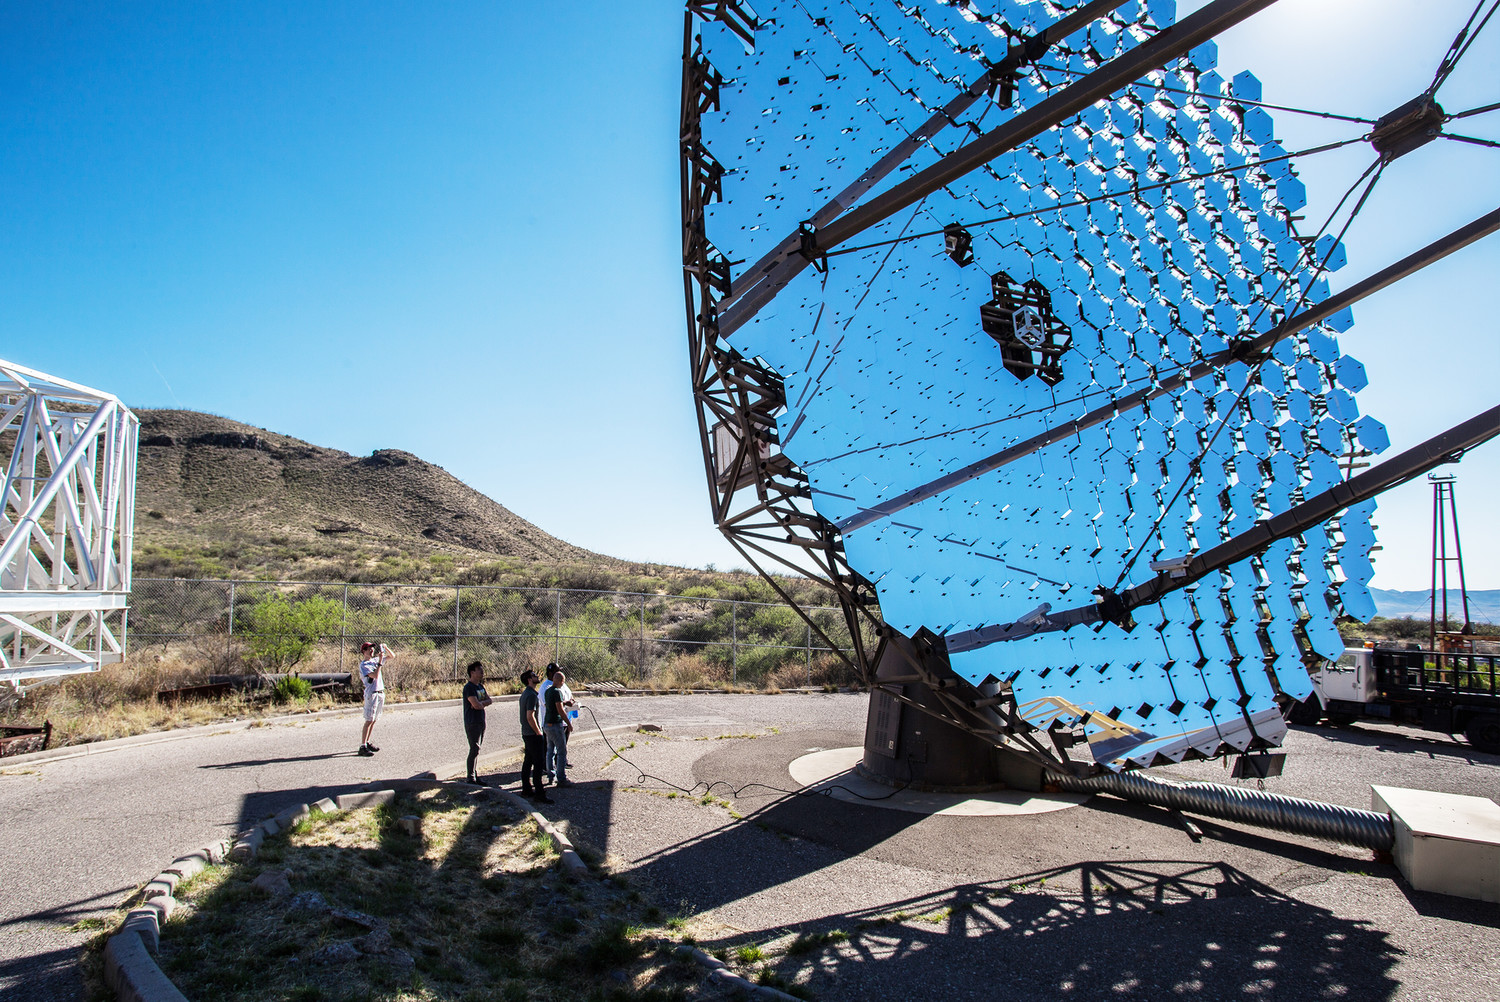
left=0, top=359, right=139, bottom=692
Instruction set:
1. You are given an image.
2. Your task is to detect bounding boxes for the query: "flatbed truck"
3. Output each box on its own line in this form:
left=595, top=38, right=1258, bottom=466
left=1294, top=645, right=1500, bottom=753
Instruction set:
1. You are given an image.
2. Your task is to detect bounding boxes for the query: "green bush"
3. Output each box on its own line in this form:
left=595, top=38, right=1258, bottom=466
left=245, top=593, right=343, bottom=670
left=272, top=675, right=313, bottom=703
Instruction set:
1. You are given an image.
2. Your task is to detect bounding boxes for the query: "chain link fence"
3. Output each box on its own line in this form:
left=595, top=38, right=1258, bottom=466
left=127, top=578, right=860, bottom=687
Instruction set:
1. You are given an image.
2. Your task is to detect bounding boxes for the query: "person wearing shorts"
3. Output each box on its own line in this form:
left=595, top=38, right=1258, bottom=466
left=357, top=641, right=390, bottom=756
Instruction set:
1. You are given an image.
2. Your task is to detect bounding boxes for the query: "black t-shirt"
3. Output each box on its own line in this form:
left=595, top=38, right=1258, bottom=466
left=544, top=684, right=564, bottom=726
left=519, top=686, right=540, bottom=736
left=462, top=681, right=487, bottom=731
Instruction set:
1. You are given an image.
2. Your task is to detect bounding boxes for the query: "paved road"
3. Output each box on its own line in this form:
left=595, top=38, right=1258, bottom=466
left=2, top=695, right=1496, bottom=1001
left=0, top=693, right=857, bottom=1001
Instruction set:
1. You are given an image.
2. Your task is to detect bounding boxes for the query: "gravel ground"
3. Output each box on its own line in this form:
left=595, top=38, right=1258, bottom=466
left=1, top=693, right=1496, bottom=1001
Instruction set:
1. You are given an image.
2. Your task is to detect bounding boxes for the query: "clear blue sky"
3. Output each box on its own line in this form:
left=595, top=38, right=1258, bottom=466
left=2, top=1, right=1496, bottom=589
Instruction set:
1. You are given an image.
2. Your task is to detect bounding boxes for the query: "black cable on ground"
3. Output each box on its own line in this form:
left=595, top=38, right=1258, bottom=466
left=579, top=703, right=909, bottom=803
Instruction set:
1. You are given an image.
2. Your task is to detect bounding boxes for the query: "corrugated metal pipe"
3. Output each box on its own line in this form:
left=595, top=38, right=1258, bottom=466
left=1054, top=769, right=1395, bottom=852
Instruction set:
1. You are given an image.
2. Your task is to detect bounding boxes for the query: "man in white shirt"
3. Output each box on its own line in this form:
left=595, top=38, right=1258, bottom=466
left=357, top=641, right=391, bottom=756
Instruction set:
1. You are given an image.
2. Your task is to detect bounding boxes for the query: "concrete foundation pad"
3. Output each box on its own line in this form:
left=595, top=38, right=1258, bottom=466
left=1372, top=785, right=1500, bottom=902
left=788, top=747, right=1086, bottom=817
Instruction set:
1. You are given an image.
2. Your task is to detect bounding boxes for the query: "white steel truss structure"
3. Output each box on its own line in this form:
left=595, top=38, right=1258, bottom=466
left=0, top=358, right=138, bottom=691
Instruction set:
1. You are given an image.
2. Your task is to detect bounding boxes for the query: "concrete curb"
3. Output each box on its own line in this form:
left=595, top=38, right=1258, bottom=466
left=489, top=788, right=592, bottom=874
left=104, top=793, right=396, bottom=1002
left=673, top=944, right=804, bottom=1001
left=102, top=835, right=233, bottom=1002
left=103, top=927, right=189, bottom=1002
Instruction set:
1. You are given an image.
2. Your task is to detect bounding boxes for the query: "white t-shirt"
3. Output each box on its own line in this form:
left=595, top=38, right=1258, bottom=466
left=538, top=680, right=573, bottom=721
left=359, top=657, right=384, bottom=696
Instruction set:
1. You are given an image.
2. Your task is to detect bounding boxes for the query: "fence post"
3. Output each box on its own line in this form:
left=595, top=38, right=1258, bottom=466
left=554, top=589, right=561, bottom=662
left=453, top=586, right=461, bottom=681
left=339, top=584, right=348, bottom=674
left=639, top=593, right=647, bottom=677
left=806, top=622, right=812, bottom=685
left=732, top=602, right=738, bottom=683
left=227, top=581, right=236, bottom=657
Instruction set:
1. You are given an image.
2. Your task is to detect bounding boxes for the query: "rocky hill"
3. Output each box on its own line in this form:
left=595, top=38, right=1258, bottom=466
left=133, top=409, right=604, bottom=579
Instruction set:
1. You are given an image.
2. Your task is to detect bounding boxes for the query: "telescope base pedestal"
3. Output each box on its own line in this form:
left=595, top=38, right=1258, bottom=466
left=861, top=659, right=1044, bottom=793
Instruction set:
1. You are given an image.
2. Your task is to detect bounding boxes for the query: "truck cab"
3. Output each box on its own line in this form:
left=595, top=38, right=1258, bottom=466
left=1300, top=646, right=1500, bottom=753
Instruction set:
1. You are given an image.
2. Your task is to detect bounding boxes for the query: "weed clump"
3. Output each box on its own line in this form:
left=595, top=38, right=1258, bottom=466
left=271, top=675, right=313, bottom=703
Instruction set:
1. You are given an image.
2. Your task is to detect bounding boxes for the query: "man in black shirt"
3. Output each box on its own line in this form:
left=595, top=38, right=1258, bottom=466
left=462, top=661, right=492, bottom=785
left=518, top=670, right=550, bottom=803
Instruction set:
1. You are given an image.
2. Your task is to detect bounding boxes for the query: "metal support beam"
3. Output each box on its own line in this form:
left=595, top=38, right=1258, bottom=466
left=719, top=0, right=1281, bottom=337
left=947, top=404, right=1500, bottom=651
left=836, top=204, right=1500, bottom=534
left=722, top=0, right=1133, bottom=310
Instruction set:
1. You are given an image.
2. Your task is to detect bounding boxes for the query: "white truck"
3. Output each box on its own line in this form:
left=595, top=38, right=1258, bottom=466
left=1293, top=646, right=1500, bottom=753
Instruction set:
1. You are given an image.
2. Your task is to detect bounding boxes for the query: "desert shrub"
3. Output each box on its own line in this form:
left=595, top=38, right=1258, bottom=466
left=271, top=675, right=313, bottom=703
left=245, top=594, right=344, bottom=671
left=680, top=585, right=718, bottom=609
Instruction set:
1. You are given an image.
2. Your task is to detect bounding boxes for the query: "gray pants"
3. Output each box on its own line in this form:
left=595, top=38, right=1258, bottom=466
left=544, top=723, right=569, bottom=783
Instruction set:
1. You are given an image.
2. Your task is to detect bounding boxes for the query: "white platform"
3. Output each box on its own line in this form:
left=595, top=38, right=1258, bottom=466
left=1372, top=785, right=1500, bottom=902
left=788, top=747, right=1086, bottom=817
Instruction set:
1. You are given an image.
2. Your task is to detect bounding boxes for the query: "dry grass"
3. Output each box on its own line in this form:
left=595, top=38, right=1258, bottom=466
left=1, top=646, right=857, bottom=752
left=82, top=789, right=729, bottom=1002
left=0, top=647, right=474, bottom=749
left=619, top=653, right=855, bottom=693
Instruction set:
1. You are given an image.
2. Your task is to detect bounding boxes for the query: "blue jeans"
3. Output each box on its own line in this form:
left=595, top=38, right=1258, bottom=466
left=544, top=723, right=569, bottom=783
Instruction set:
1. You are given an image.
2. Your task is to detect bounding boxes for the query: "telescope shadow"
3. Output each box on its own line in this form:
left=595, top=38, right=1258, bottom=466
left=725, top=858, right=1402, bottom=1001
left=593, top=743, right=1402, bottom=1001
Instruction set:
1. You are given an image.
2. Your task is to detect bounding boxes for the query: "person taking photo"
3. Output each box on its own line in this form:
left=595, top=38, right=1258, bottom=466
left=357, top=641, right=392, bottom=757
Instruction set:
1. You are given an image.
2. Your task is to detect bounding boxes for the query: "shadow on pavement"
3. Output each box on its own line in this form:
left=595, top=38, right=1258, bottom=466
left=564, top=730, right=1405, bottom=999
left=1394, top=880, right=1500, bottom=927
left=199, top=752, right=361, bottom=770
left=0, top=942, right=84, bottom=1002
left=0, top=884, right=137, bottom=930
left=1295, top=721, right=1495, bottom=763
left=738, top=860, right=1401, bottom=1000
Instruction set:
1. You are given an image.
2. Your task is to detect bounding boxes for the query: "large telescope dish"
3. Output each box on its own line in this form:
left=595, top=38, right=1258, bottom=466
left=681, top=0, right=1500, bottom=774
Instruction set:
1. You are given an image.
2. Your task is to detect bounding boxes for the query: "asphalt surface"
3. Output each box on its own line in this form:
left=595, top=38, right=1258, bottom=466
left=1, top=694, right=1496, bottom=1001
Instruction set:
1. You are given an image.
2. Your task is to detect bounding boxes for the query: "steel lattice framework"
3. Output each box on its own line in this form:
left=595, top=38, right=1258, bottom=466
left=0, top=359, right=139, bottom=691
left=681, top=0, right=1500, bottom=774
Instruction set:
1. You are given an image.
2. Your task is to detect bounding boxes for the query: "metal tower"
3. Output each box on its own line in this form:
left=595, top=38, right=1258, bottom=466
left=1428, top=473, right=1472, bottom=652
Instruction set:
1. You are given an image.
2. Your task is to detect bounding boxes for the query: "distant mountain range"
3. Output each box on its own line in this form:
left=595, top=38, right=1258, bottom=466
left=1371, top=588, right=1500, bottom=624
